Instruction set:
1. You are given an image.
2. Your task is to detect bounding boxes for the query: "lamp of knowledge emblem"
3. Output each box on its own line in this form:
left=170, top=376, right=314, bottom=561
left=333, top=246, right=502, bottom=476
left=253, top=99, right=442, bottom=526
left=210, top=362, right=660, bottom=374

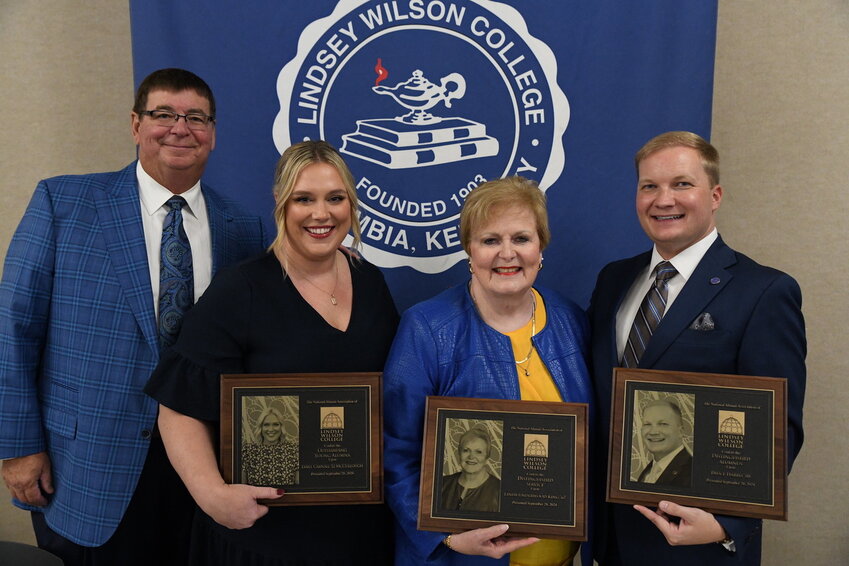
left=342, top=68, right=498, bottom=169
left=274, top=0, right=569, bottom=272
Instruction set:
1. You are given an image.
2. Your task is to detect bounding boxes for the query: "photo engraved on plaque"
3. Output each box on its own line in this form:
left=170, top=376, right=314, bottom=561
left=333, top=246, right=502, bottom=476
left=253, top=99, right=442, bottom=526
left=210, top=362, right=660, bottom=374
left=608, top=368, right=787, bottom=521
left=439, top=418, right=503, bottom=514
left=239, top=395, right=300, bottom=486
left=628, top=391, right=694, bottom=488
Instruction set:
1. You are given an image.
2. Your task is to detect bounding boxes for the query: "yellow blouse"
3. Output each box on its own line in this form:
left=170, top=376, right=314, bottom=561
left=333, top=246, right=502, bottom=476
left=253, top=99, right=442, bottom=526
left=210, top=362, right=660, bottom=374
left=506, top=289, right=579, bottom=566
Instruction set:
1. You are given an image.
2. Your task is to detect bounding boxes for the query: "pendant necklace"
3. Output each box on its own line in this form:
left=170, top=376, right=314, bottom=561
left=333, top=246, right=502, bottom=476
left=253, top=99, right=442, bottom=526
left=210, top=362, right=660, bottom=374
left=468, top=283, right=537, bottom=375
left=289, top=253, right=339, bottom=306
left=515, top=293, right=537, bottom=376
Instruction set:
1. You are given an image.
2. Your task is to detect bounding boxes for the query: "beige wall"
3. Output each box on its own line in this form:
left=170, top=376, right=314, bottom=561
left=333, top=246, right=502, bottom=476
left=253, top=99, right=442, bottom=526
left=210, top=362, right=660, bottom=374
left=0, top=0, right=135, bottom=545
left=0, top=2, right=136, bottom=251
left=712, top=1, right=849, bottom=563
left=1, top=1, right=847, bottom=561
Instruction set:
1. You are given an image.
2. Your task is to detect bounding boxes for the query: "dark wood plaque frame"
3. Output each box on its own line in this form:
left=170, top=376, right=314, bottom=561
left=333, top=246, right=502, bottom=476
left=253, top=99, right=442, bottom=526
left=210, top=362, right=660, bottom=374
left=220, top=372, right=382, bottom=506
left=418, top=396, right=588, bottom=540
left=608, top=368, right=787, bottom=520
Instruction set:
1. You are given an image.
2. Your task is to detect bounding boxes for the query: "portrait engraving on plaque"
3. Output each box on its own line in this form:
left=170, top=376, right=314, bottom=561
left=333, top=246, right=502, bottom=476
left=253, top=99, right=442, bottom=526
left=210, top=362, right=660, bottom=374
left=240, top=395, right=300, bottom=486
left=439, top=418, right=503, bottom=513
left=629, top=391, right=694, bottom=488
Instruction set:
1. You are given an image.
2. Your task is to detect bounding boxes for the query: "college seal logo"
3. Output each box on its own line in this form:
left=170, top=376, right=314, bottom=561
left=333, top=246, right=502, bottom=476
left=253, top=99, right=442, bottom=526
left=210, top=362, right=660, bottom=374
left=274, top=0, right=569, bottom=272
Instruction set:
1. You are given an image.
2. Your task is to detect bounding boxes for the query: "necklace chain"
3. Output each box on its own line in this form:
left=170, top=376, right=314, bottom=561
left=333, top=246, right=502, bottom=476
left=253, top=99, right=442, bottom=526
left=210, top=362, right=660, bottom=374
left=288, top=253, right=339, bottom=306
left=468, top=283, right=537, bottom=376
left=514, top=294, right=537, bottom=375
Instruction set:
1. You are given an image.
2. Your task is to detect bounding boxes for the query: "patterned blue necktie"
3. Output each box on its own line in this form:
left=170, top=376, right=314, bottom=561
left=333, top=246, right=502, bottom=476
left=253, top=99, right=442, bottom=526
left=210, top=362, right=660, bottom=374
left=621, top=261, right=678, bottom=368
left=158, top=196, right=193, bottom=351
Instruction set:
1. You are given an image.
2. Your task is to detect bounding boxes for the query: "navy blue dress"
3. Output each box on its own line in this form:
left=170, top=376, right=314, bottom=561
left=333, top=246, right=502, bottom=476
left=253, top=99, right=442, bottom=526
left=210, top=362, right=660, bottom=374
left=146, top=252, right=398, bottom=565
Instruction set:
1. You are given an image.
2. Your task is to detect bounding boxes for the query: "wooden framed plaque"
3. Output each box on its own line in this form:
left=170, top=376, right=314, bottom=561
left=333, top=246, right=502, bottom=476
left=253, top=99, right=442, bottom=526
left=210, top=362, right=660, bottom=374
left=418, top=396, right=588, bottom=540
left=607, top=368, right=787, bottom=520
left=220, top=372, right=382, bottom=506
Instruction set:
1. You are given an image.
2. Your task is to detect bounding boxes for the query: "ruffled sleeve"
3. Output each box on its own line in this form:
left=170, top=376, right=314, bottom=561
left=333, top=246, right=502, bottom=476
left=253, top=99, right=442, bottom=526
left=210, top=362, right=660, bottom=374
left=145, top=351, right=225, bottom=422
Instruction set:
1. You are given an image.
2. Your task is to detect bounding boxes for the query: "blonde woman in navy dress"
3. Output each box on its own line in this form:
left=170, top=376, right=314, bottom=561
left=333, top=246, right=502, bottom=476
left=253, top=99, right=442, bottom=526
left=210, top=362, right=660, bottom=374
left=146, top=141, right=398, bottom=565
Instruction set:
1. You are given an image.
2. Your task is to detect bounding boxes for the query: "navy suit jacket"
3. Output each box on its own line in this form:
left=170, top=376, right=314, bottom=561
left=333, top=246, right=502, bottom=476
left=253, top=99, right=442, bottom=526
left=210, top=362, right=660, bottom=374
left=0, top=162, right=267, bottom=546
left=589, top=236, right=806, bottom=566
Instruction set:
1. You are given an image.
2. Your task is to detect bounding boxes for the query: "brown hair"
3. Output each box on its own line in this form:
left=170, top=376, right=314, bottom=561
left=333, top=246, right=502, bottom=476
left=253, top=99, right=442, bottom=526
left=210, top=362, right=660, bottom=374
left=133, top=68, right=215, bottom=117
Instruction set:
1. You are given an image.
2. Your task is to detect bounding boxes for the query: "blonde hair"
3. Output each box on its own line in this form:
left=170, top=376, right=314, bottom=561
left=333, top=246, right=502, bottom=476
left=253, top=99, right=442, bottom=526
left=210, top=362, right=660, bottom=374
left=269, top=140, right=361, bottom=255
left=459, top=176, right=550, bottom=253
left=635, top=131, right=720, bottom=186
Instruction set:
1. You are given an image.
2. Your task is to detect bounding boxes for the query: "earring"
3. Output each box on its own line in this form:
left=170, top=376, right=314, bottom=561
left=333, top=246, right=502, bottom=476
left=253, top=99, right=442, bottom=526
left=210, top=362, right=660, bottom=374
left=538, top=255, right=544, bottom=270
left=468, top=258, right=474, bottom=274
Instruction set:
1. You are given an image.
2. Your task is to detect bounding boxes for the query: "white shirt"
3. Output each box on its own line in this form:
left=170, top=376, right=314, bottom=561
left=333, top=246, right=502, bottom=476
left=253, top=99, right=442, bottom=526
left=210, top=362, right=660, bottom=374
left=615, top=229, right=718, bottom=360
left=642, top=444, right=687, bottom=484
left=136, top=162, right=212, bottom=317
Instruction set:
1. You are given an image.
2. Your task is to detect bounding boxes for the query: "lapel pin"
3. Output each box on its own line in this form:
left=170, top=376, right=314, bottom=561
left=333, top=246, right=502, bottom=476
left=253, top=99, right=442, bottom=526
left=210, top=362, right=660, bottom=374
left=710, top=277, right=720, bottom=285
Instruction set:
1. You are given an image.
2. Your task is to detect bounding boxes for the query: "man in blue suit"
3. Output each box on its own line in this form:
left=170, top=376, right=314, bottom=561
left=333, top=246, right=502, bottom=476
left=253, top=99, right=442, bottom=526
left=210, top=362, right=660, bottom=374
left=589, top=131, right=806, bottom=565
left=0, top=68, right=267, bottom=565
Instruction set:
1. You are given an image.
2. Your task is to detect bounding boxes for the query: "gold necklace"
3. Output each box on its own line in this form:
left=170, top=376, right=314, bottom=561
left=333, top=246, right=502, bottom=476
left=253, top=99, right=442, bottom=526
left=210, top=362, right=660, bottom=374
left=467, top=283, right=537, bottom=375
left=515, top=294, right=537, bottom=376
left=288, top=253, right=340, bottom=306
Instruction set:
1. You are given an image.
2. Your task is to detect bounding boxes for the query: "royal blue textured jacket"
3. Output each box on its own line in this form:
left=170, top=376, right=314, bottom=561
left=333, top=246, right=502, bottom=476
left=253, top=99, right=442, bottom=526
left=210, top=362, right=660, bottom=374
left=383, top=283, right=594, bottom=566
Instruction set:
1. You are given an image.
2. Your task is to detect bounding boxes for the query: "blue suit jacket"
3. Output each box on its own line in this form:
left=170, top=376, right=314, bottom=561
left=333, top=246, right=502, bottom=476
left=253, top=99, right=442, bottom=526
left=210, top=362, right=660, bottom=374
left=0, top=162, right=267, bottom=546
left=588, top=236, right=806, bottom=566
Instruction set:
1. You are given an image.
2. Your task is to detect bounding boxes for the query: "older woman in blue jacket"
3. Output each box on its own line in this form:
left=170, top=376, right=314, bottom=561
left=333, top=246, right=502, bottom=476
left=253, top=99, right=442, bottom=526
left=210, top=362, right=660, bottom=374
left=384, top=177, right=593, bottom=566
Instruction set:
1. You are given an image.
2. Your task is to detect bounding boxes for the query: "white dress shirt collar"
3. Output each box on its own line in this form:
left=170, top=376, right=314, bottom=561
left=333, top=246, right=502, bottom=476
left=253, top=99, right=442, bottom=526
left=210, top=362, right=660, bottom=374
left=648, top=228, right=718, bottom=286
left=136, top=161, right=203, bottom=219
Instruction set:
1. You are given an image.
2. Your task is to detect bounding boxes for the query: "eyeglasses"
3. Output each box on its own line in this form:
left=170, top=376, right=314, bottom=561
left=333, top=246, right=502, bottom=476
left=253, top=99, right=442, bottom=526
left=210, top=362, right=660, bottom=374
left=139, top=109, right=215, bottom=130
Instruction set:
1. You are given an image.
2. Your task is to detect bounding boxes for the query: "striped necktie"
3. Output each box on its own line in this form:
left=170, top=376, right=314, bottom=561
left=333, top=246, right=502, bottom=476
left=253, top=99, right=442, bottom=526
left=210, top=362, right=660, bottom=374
left=621, top=261, right=677, bottom=368
left=158, top=196, right=193, bottom=351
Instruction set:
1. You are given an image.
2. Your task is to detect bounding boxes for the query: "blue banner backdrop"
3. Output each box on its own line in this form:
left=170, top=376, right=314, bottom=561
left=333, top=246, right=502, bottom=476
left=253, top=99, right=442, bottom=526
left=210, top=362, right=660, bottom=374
left=130, top=0, right=717, bottom=312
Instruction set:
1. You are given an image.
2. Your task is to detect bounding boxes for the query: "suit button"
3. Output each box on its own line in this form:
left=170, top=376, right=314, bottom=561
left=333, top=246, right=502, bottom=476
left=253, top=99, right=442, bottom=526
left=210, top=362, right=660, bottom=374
left=141, top=429, right=152, bottom=439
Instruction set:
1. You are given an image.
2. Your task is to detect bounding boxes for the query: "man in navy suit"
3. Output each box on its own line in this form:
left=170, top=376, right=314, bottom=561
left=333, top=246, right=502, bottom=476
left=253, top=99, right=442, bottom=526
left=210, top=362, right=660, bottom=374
left=0, top=68, right=266, bottom=565
left=589, top=131, right=806, bottom=565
